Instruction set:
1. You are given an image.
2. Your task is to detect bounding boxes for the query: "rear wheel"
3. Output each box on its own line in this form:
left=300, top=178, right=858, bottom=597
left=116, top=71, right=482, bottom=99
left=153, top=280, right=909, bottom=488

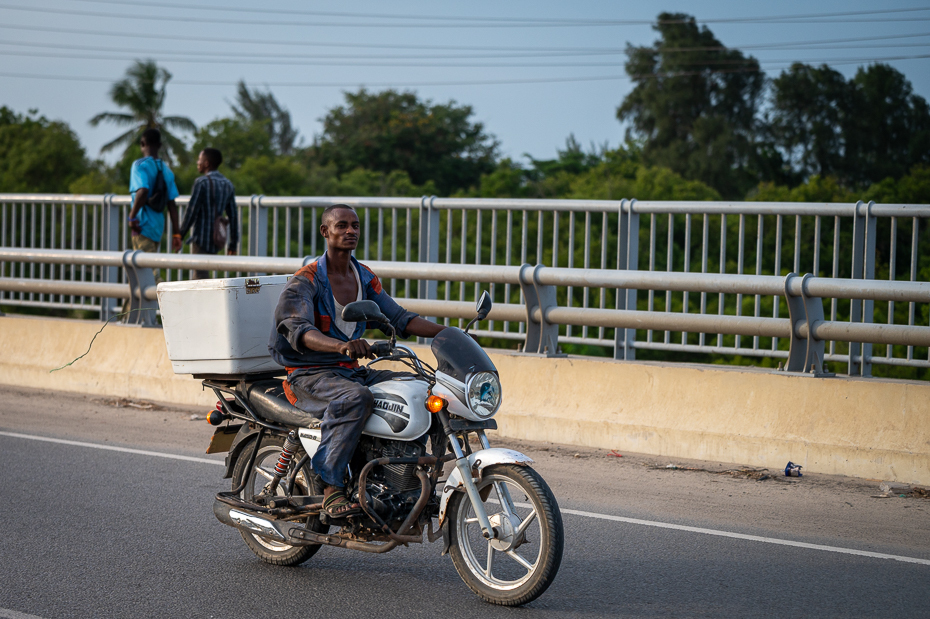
left=231, top=435, right=327, bottom=566
left=447, top=464, right=563, bottom=606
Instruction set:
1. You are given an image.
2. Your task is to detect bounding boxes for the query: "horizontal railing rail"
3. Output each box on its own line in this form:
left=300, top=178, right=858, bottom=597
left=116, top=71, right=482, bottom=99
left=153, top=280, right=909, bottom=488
left=2, top=247, right=929, bottom=376
left=3, top=193, right=929, bottom=375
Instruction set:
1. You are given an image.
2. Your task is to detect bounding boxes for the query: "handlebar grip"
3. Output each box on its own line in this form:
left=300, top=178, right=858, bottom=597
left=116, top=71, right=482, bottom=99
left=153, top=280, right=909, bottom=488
left=370, top=341, right=393, bottom=357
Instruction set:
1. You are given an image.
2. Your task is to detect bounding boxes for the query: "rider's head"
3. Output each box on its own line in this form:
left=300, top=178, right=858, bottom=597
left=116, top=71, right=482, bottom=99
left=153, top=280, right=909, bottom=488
left=321, top=204, right=360, bottom=251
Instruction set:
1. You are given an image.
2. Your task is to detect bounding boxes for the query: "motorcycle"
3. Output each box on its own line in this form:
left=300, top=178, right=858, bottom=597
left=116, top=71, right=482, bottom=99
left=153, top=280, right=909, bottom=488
left=201, top=291, right=564, bottom=606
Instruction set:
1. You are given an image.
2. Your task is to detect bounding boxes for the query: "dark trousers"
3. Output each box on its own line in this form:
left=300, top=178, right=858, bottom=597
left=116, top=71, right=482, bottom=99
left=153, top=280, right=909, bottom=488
left=287, top=366, right=412, bottom=488
left=190, top=242, right=217, bottom=280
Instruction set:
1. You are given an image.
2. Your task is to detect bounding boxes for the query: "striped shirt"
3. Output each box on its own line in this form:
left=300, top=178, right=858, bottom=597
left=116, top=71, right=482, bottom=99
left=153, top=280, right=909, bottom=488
left=179, top=171, right=239, bottom=254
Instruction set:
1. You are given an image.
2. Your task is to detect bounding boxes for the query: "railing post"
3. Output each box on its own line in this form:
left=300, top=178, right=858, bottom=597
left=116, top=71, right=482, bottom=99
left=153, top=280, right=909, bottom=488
left=783, top=273, right=830, bottom=375
left=519, top=264, right=562, bottom=356
left=861, top=201, right=877, bottom=377
left=614, top=199, right=639, bottom=360
left=100, top=194, right=121, bottom=321
left=848, top=200, right=875, bottom=376
left=249, top=195, right=268, bottom=258
left=417, top=196, right=440, bottom=342
left=121, top=250, right=158, bottom=327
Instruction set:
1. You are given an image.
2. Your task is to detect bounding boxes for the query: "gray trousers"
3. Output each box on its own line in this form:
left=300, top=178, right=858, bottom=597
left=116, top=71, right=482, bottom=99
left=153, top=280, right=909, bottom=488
left=287, top=366, right=411, bottom=488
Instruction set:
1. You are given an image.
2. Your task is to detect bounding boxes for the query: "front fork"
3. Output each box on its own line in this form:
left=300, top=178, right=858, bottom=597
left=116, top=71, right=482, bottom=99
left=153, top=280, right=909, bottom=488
left=438, top=410, right=498, bottom=540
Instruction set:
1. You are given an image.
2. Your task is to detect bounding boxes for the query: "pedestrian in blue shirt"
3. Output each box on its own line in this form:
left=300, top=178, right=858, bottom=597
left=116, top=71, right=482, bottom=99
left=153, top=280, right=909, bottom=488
left=128, top=128, right=181, bottom=283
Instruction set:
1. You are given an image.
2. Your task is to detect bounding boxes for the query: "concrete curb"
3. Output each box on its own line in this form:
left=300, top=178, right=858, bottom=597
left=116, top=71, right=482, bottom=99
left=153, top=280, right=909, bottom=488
left=2, top=314, right=928, bottom=484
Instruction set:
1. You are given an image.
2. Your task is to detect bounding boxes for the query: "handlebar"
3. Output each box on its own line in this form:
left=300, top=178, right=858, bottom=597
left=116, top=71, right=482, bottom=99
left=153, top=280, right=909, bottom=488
left=370, top=340, right=393, bottom=357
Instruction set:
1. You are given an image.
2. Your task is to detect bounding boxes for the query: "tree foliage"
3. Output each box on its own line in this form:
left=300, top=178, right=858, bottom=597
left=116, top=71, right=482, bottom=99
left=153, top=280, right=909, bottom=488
left=0, top=107, right=88, bottom=192
left=311, top=89, right=498, bottom=195
left=230, top=81, right=300, bottom=156
left=462, top=141, right=719, bottom=201
left=847, top=64, right=930, bottom=184
left=769, top=63, right=930, bottom=187
left=89, top=60, right=196, bottom=164
left=769, top=63, right=853, bottom=181
left=617, top=13, right=766, bottom=199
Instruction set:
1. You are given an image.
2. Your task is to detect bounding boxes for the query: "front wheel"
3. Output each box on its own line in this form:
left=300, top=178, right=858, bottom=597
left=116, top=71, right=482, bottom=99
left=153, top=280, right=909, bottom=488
left=447, top=464, right=564, bottom=606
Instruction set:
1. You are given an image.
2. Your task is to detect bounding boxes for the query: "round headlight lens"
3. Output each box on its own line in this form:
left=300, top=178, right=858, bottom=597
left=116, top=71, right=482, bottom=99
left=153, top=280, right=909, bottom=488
left=467, top=371, right=501, bottom=417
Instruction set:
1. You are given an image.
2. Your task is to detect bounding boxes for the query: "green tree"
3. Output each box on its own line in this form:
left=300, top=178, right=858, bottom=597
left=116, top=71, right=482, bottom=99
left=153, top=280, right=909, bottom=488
left=231, top=80, right=299, bottom=156
left=747, top=176, right=855, bottom=203
left=191, top=117, right=275, bottom=171
left=617, top=13, right=766, bottom=198
left=89, top=60, right=196, bottom=164
left=865, top=165, right=930, bottom=204
left=311, top=88, right=498, bottom=195
left=0, top=106, right=88, bottom=192
left=769, top=63, right=854, bottom=181
left=846, top=64, right=930, bottom=185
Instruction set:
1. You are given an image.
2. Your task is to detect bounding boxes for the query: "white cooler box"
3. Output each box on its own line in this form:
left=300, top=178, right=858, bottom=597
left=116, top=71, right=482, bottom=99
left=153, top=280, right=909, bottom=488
left=157, top=275, right=289, bottom=375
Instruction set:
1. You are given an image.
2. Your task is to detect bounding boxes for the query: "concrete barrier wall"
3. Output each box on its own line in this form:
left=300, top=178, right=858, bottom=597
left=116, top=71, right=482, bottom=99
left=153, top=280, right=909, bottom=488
left=2, top=314, right=928, bottom=485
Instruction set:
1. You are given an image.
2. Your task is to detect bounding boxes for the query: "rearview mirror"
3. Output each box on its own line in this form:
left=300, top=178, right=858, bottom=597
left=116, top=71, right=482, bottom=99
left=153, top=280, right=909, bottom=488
left=342, top=300, right=388, bottom=323
left=475, top=290, right=492, bottom=321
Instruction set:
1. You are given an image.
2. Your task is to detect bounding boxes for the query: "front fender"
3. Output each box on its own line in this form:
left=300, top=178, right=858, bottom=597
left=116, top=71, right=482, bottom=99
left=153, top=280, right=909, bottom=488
left=437, top=448, right=534, bottom=526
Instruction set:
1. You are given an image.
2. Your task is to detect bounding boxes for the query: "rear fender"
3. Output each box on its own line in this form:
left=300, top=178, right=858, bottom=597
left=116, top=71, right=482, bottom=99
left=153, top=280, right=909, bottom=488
left=437, top=448, right=533, bottom=527
left=223, top=425, right=261, bottom=479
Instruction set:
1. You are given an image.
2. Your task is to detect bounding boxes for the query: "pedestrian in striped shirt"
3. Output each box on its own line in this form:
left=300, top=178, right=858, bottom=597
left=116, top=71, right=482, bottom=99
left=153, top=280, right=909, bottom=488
left=178, top=147, right=239, bottom=279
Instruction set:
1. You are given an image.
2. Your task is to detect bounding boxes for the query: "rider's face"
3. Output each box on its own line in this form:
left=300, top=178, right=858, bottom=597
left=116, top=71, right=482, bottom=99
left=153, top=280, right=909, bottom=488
left=321, top=209, right=360, bottom=251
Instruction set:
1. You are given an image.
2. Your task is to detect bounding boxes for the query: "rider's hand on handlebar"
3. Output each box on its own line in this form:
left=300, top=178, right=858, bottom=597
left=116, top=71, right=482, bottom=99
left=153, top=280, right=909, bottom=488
left=341, top=338, right=374, bottom=360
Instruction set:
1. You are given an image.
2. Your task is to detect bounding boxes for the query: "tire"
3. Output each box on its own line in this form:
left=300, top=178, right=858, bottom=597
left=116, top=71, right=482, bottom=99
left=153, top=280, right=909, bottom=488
left=230, top=435, right=328, bottom=566
left=447, top=464, right=564, bottom=606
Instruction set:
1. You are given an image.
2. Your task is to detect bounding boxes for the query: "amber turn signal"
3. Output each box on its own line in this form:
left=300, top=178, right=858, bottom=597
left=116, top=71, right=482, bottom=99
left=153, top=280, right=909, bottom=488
left=206, top=409, right=226, bottom=426
left=426, top=394, right=445, bottom=413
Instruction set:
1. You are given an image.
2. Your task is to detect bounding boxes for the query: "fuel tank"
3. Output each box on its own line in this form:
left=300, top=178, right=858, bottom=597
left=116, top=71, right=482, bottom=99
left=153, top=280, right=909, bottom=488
left=363, top=377, right=431, bottom=440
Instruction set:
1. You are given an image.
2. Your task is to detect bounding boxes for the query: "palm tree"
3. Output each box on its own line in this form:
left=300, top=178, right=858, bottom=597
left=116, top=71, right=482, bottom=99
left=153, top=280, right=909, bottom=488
left=90, top=60, right=196, bottom=164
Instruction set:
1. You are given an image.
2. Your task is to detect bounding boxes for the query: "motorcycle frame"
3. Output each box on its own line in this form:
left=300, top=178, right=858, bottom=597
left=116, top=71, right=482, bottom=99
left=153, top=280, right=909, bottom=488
left=203, top=340, right=516, bottom=547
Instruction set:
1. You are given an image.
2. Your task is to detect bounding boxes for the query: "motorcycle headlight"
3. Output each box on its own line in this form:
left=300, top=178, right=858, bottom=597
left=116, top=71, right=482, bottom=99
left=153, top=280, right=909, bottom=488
left=467, top=371, right=501, bottom=418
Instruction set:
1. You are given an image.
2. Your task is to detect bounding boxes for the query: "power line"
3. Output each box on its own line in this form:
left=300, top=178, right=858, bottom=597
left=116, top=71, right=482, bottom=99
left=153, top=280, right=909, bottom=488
left=3, top=2, right=930, bottom=29
left=1, top=21, right=929, bottom=56
left=63, top=0, right=930, bottom=27
left=2, top=39, right=929, bottom=66
left=1, top=47, right=928, bottom=68
left=1, top=56, right=927, bottom=89
left=2, top=36, right=930, bottom=62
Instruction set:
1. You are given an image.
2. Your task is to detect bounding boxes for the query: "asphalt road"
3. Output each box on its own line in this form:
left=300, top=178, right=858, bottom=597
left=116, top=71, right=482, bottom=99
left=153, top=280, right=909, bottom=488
left=0, top=385, right=928, bottom=619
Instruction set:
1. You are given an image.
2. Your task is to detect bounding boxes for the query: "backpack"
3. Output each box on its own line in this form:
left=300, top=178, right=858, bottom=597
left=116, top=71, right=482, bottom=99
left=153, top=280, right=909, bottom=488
left=146, top=160, right=169, bottom=213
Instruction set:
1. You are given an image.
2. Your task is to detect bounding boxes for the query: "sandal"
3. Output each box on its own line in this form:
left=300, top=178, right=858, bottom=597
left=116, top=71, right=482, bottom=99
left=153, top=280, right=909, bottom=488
left=322, top=490, right=361, bottom=518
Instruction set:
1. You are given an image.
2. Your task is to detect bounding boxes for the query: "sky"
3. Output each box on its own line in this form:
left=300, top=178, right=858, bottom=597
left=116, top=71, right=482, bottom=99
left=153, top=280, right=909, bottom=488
left=2, top=0, right=929, bottom=166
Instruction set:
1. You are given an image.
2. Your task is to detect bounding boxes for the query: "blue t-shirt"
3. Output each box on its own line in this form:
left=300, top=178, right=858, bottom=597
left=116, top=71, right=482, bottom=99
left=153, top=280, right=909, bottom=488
left=129, top=157, right=180, bottom=243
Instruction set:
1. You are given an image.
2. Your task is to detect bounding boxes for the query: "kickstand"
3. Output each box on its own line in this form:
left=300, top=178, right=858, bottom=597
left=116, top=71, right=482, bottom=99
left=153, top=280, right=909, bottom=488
left=427, top=520, right=443, bottom=543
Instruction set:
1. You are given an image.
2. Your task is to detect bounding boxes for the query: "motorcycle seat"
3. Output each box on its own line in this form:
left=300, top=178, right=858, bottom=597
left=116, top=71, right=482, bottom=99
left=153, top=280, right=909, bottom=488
left=245, top=379, right=322, bottom=429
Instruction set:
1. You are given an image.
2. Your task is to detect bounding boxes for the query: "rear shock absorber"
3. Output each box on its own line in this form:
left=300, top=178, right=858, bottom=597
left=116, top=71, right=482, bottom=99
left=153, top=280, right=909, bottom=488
left=265, top=430, right=300, bottom=496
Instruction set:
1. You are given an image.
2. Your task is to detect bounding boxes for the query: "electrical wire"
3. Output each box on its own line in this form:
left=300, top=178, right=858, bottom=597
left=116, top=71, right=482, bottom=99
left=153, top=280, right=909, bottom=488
left=3, top=56, right=927, bottom=89
left=1, top=21, right=929, bottom=56
left=58, top=0, right=930, bottom=27
left=0, top=47, right=928, bottom=69
left=3, top=2, right=930, bottom=29
left=2, top=35, right=929, bottom=62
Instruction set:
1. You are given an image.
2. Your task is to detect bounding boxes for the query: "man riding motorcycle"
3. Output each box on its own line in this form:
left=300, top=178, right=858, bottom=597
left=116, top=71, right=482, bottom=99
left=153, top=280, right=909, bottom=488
left=268, top=204, right=446, bottom=518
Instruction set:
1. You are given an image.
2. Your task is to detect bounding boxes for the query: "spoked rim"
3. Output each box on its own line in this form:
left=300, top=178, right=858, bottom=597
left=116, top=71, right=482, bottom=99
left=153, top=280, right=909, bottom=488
left=454, top=473, right=543, bottom=590
left=241, top=447, right=308, bottom=551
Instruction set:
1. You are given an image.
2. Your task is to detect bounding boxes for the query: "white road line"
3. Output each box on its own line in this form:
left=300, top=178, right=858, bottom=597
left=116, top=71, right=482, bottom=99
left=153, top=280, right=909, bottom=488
left=558, top=507, right=930, bottom=566
left=0, top=608, right=45, bottom=619
left=0, top=431, right=224, bottom=466
left=2, top=430, right=928, bottom=566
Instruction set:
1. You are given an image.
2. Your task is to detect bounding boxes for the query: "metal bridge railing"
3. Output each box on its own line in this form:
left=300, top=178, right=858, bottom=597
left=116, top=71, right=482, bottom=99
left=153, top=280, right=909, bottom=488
left=1, top=247, right=929, bottom=379
left=1, top=194, right=929, bottom=376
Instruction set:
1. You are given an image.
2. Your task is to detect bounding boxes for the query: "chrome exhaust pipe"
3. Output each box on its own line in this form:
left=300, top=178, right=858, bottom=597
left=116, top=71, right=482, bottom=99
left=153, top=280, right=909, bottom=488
left=214, top=498, right=289, bottom=542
